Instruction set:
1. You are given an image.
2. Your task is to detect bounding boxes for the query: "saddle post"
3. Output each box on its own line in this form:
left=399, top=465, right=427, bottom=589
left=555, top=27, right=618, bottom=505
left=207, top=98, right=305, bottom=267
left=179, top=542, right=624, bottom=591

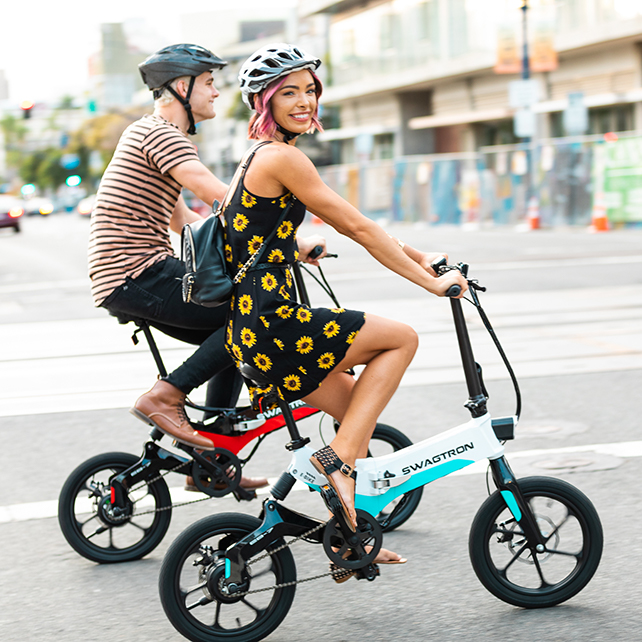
left=136, top=321, right=168, bottom=378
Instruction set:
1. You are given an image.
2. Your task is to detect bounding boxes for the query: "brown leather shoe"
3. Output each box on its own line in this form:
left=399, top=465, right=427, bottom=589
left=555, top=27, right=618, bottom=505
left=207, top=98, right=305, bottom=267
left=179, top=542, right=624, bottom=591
left=184, top=474, right=269, bottom=492
left=130, top=380, right=215, bottom=450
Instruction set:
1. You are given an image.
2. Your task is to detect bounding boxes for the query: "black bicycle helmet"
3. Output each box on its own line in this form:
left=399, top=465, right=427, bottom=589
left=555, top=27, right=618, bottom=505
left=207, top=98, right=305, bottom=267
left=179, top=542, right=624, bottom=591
left=139, top=44, right=227, bottom=135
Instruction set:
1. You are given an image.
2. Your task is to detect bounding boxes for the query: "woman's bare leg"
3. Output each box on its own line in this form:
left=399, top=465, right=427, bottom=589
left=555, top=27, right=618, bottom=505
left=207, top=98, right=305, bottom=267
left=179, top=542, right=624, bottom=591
left=304, top=314, right=418, bottom=527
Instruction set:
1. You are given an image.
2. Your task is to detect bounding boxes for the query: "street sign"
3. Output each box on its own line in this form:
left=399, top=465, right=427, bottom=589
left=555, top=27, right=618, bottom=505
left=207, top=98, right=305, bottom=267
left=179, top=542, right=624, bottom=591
left=509, top=79, right=539, bottom=108
left=563, top=92, right=588, bottom=135
left=514, top=107, right=536, bottom=138
left=60, top=153, right=80, bottom=170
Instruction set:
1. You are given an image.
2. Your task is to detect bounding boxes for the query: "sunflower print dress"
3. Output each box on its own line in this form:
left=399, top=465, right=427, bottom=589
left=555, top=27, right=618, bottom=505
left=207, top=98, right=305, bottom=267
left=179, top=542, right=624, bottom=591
left=223, top=147, right=366, bottom=402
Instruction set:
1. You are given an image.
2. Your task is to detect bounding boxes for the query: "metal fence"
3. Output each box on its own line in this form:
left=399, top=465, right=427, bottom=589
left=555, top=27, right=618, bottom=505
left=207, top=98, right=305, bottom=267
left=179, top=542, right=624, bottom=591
left=316, top=132, right=642, bottom=227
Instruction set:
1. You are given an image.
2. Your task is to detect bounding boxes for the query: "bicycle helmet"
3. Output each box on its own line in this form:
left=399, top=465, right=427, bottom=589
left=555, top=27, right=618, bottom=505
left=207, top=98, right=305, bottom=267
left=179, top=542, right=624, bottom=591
left=239, top=43, right=321, bottom=110
left=139, top=44, right=227, bottom=135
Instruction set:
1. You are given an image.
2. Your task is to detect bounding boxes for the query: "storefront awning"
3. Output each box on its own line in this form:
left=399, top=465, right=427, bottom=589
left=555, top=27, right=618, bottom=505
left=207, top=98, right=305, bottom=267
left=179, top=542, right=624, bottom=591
left=317, top=124, right=397, bottom=142
left=409, top=109, right=512, bottom=130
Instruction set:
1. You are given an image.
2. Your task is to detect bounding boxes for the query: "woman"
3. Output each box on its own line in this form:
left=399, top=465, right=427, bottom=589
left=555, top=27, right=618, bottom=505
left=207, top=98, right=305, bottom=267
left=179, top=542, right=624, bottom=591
left=224, top=44, right=468, bottom=563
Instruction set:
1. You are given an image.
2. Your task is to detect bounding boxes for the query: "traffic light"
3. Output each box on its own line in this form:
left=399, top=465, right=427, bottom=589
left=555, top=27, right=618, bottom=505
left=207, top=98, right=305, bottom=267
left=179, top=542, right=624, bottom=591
left=20, top=100, right=34, bottom=119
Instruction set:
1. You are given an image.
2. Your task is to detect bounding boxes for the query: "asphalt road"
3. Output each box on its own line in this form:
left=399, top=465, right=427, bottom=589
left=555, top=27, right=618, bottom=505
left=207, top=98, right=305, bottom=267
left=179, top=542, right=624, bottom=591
left=1, top=214, right=641, bottom=642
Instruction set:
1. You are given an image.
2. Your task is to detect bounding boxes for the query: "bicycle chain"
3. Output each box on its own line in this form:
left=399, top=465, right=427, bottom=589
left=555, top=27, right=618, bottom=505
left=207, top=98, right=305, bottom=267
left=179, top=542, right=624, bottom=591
left=105, top=460, right=217, bottom=522
left=102, top=464, right=341, bottom=589
left=221, top=521, right=337, bottom=597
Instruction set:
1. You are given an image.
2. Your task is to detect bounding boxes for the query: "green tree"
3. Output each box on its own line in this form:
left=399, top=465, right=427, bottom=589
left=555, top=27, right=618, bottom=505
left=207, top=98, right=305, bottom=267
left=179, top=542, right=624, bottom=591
left=0, top=114, right=28, bottom=173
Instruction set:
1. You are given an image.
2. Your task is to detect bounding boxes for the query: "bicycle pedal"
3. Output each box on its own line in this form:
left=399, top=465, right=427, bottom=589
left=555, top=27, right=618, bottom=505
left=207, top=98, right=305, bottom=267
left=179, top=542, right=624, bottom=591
left=233, top=487, right=257, bottom=502
left=355, top=564, right=380, bottom=582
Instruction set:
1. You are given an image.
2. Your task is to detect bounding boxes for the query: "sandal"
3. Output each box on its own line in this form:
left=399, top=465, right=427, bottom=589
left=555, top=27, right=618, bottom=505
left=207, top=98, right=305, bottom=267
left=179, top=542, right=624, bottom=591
left=329, top=562, right=356, bottom=584
left=310, top=445, right=357, bottom=532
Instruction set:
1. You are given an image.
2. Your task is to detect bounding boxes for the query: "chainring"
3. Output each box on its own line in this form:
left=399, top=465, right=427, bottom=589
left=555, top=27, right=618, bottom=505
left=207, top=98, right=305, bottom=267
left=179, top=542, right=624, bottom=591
left=190, top=448, right=242, bottom=497
left=323, top=508, right=383, bottom=570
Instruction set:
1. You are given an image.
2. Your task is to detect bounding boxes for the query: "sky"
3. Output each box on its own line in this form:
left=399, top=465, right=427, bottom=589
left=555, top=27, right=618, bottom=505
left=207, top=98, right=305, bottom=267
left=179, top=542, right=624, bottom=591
left=0, top=0, right=268, bottom=105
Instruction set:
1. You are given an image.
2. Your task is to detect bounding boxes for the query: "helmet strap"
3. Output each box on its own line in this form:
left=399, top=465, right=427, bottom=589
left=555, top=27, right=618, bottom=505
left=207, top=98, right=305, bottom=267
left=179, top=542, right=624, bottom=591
left=276, top=123, right=300, bottom=144
left=166, top=76, right=198, bottom=135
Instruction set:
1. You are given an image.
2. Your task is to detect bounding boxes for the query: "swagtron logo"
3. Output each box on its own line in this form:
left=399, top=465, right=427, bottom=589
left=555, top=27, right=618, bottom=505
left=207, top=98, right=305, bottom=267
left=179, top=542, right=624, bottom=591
left=401, top=442, right=474, bottom=475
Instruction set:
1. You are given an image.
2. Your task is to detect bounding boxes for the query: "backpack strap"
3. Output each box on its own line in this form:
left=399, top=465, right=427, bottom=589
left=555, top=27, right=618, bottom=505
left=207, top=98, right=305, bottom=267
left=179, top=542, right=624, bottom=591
left=216, top=141, right=273, bottom=214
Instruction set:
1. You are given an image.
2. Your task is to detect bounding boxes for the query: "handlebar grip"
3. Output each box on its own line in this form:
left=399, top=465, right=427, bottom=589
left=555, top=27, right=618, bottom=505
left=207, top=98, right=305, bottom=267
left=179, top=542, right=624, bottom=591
left=445, top=285, right=462, bottom=298
left=309, top=245, right=324, bottom=259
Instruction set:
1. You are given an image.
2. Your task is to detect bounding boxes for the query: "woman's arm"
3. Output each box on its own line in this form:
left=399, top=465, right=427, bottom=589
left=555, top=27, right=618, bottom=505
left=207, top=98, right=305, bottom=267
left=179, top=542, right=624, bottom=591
left=257, top=146, right=467, bottom=297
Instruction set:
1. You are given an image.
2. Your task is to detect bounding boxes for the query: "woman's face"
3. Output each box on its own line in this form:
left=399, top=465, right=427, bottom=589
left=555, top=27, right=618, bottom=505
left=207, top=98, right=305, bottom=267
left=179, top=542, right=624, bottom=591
left=270, top=69, right=317, bottom=136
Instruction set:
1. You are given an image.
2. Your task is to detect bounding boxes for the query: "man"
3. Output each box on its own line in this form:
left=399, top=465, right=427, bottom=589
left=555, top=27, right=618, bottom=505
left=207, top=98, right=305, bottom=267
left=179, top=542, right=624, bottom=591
left=88, top=44, right=323, bottom=488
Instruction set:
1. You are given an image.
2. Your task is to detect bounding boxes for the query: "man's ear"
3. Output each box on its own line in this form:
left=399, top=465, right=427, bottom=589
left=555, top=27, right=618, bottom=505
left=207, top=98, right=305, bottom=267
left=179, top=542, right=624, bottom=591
left=175, top=78, right=189, bottom=99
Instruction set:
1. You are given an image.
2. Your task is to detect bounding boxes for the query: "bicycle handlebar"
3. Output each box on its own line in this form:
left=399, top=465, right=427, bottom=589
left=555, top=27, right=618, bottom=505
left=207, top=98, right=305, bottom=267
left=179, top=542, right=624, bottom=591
left=430, top=257, right=471, bottom=297
left=307, top=245, right=337, bottom=260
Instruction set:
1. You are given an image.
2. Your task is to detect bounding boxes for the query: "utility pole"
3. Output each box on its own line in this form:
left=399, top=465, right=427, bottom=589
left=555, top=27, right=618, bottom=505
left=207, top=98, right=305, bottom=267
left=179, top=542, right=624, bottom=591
left=521, top=0, right=539, bottom=228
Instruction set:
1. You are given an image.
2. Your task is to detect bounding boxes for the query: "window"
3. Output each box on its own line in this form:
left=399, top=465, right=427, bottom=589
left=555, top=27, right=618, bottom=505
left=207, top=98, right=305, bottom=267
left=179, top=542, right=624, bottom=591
left=380, top=12, right=401, bottom=51
left=373, top=133, right=394, bottom=160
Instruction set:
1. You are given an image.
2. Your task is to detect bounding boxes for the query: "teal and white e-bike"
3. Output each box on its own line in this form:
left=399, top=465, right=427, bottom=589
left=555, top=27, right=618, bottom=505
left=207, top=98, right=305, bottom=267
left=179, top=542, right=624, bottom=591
left=159, top=260, right=603, bottom=642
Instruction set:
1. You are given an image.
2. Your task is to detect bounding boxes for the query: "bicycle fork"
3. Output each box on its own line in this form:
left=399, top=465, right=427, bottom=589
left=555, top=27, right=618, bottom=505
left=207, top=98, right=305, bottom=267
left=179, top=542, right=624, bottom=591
left=488, top=456, right=545, bottom=549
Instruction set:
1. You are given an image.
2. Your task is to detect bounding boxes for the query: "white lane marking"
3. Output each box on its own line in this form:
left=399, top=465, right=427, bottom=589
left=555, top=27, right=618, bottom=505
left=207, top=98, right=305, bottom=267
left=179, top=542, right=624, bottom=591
left=2, top=441, right=641, bottom=524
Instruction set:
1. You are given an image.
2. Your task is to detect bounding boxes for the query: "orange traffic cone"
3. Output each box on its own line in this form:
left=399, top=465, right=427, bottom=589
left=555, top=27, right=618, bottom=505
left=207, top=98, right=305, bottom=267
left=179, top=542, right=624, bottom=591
left=527, top=196, right=540, bottom=230
left=589, top=191, right=609, bottom=232
left=311, top=214, right=323, bottom=226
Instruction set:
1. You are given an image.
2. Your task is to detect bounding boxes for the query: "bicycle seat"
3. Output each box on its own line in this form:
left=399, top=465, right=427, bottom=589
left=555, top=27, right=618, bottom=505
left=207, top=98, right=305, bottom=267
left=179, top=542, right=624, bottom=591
left=108, top=310, right=146, bottom=327
left=238, top=362, right=274, bottom=388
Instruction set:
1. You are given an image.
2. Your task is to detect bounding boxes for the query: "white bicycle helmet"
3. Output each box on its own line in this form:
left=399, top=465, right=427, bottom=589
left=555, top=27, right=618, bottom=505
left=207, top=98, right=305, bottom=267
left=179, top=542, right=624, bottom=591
left=239, top=43, right=321, bottom=110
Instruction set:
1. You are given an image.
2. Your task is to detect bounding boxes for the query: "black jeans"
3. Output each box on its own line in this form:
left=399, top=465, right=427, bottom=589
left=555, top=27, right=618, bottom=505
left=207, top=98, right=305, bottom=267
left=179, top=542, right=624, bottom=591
left=102, top=257, right=241, bottom=407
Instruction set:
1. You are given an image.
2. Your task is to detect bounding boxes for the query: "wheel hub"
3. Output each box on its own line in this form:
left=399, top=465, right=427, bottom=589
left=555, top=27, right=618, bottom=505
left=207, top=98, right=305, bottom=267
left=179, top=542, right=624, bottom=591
left=206, top=561, right=250, bottom=603
left=96, top=494, right=132, bottom=526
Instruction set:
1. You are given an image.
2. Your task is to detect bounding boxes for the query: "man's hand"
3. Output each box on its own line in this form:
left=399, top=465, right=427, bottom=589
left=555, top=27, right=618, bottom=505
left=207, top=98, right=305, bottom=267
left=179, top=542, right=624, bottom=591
left=296, top=235, right=327, bottom=266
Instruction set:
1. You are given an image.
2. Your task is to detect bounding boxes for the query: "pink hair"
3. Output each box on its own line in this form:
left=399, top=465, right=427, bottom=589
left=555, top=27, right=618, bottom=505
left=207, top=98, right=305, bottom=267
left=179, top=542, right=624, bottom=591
left=248, top=71, right=324, bottom=140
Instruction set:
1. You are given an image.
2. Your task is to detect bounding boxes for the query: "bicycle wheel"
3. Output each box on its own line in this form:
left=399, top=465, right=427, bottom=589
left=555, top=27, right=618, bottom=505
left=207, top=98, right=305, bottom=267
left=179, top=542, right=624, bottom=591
left=159, top=513, right=296, bottom=642
left=469, top=476, right=603, bottom=608
left=369, top=423, right=423, bottom=532
left=58, top=452, right=172, bottom=563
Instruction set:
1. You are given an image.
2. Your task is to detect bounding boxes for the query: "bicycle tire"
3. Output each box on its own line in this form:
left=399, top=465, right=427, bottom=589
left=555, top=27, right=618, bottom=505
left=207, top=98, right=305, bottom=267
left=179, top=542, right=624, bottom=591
left=469, top=476, right=603, bottom=608
left=370, top=423, right=423, bottom=532
left=159, top=512, right=296, bottom=642
left=58, top=452, right=172, bottom=563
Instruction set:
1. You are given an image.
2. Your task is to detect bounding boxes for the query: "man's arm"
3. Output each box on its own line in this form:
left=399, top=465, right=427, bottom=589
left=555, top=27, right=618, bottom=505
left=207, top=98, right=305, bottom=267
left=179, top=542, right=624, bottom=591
left=169, top=194, right=203, bottom=234
left=169, top=160, right=228, bottom=207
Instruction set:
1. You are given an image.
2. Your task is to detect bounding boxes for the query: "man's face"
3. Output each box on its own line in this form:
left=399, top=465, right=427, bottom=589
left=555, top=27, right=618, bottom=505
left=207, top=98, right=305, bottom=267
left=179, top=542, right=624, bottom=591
left=183, top=71, right=219, bottom=123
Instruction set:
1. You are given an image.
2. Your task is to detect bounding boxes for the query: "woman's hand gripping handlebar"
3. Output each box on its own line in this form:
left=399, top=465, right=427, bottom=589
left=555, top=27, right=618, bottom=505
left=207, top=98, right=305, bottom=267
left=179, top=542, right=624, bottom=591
left=430, top=256, right=471, bottom=298
left=308, top=245, right=338, bottom=261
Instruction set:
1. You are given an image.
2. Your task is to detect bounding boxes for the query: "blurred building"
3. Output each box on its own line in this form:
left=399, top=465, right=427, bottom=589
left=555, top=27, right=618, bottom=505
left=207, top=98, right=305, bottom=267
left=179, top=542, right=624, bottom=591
left=179, top=1, right=308, bottom=176
left=88, top=23, right=150, bottom=112
left=300, top=0, right=642, bottom=162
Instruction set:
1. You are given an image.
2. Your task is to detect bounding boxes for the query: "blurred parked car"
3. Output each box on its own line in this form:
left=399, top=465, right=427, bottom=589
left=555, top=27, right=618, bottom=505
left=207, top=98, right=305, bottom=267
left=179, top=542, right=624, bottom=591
left=0, top=194, right=24, bottom=232
left=0, top=195, right=24, bottom=233
left=77, top=194, right=96, bottom=217
left=23, top=197, right=55, bottom=216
